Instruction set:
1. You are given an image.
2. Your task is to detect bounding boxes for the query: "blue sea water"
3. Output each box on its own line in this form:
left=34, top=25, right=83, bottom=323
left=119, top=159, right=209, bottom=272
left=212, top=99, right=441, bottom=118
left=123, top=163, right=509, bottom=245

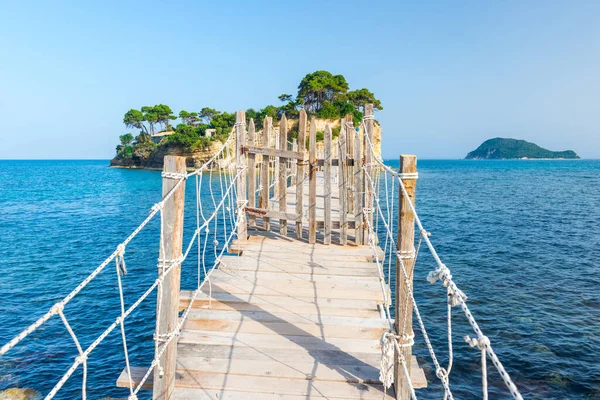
left=0, top=159, right=599, bottom=399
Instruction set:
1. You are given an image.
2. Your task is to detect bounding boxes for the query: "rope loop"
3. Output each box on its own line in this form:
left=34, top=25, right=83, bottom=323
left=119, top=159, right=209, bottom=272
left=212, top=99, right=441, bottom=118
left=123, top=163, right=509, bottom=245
left=127, top=395, right=138, bottom=400
left=51, top=303, right=64, bottom=315
left=76, top=354, right=88, bottom=364
left=398, top=172, right=419, bottom=180
left=161, top=171, right=187, bottom=180
left=398, top=249, right=416, bottom=260
left=465, top=335, right=490, bottom=350
left=436, top=367, right=449, bottom=380
left=116, top=244, right=127, bottom=276
left=448, top=285, right=467, bottom=307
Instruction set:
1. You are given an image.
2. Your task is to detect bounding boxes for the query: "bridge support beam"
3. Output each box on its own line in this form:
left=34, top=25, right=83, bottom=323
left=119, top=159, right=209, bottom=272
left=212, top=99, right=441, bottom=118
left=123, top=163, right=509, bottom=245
left=395, top=154, right=417, bottom=400
left=153, top=155, right=186, bottom=400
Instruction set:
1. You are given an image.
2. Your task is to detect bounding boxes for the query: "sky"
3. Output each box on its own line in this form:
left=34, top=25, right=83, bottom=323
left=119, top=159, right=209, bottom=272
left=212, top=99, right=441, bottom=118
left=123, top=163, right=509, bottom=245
left=0, top=0, right=599, bottom=159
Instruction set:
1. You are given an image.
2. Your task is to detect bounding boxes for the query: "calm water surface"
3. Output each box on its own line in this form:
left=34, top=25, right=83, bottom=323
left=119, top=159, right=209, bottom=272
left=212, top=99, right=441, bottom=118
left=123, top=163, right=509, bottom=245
left=0, top=160, right=599, bottom=399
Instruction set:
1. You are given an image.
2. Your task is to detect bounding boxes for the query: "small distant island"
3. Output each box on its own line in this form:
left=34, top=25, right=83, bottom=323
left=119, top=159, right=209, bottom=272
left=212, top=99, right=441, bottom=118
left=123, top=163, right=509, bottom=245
left=465, top=138, right=580, bottom=160
left=110, top=70, right=382, bottom=169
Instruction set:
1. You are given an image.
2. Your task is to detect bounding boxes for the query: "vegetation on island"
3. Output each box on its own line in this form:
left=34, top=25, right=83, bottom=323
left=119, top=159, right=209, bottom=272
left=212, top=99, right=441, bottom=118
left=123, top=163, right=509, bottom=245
left=465, top=138, right=580, bottom=159
left=112, top=70, right=382, bottom=167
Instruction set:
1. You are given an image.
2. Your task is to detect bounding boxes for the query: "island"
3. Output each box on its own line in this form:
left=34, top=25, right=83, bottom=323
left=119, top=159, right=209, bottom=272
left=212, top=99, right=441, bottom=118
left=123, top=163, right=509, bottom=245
left=465, top=138, right=579, bottom=160
left=110, top=70, right=383, bottom=169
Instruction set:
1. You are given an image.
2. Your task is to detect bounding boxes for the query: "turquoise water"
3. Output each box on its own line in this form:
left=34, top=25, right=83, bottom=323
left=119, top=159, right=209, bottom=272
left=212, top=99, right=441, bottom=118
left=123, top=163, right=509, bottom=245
left=0, top=160, right=599, bottom=399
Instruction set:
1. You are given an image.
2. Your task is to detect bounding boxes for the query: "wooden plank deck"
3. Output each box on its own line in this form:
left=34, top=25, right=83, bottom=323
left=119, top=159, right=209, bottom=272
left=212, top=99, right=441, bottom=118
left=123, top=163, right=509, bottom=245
left=117, top=170, right=427, bottom=399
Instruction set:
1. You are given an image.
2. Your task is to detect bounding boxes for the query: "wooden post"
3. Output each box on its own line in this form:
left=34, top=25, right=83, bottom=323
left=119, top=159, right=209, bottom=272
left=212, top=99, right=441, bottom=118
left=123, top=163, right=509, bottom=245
left=323, top=125, right=332, bottom=245
left=345, top=114, right=354, bottom=214
left=308, top=117, right=317, bottom=244
left=153, top=156, right=186, bottom=400
left=260, top=117, right=272, bottom=231
left=274, top=128, right=280, bottom=199
left=364, top=104, right=375, bottom=242
left=395, top=155, right=417, bottom=400
left=338, top=122, right=348, bottom=245
left=235, top=111, right=247, bottom=241
left=279, top=114, right=288, bottom=236
left=247, top=118, right=256, bottom=227
left=353, top=121, right=363, bottom=245
left=296, top=109, right=307, bottom=238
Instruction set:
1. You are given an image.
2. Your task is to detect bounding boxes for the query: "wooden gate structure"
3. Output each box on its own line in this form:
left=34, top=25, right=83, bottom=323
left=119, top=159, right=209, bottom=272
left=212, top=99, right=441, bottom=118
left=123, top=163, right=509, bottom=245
left=117, top=104, right=426, bottom=399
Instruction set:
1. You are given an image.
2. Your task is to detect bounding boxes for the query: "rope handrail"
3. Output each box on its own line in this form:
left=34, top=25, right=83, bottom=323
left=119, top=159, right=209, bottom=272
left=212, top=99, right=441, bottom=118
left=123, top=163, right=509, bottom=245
left=0, top=126, right=242, bottom=400
left=361, top=118, right=523, bottom=400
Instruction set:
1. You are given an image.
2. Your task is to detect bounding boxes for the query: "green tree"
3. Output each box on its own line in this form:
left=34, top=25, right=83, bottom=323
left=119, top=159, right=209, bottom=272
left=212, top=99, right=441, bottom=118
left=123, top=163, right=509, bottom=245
left=179, top=110, right=199, bottom=126
left=154, top=104, right=176, bottom=132
left=278, top=94, right=294, bottom=103
left=346, top=88, right=383, bottom=113
left=199, top=107, right=218, bottom=124
left=141, top=106, right=158, bottom=135
left=297, top=71, right=349, bottom=113
left=123, top=109, right=147, bottom=134
left=119, top=133, right=134, bottom=146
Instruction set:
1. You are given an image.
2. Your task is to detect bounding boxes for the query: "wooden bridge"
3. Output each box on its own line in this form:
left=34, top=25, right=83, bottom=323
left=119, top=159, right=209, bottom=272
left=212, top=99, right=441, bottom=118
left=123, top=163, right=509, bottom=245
left=117, top=106, right=426, bottom=399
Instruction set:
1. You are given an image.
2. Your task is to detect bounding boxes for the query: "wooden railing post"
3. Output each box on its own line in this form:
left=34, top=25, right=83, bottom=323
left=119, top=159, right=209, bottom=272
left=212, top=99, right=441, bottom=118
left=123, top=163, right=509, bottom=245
left=345, top=114, right=354, bottom=214
left=364, top=104, right=375, bottom=243
left=247, top=118, right=256, bottom=227
left=338, top=120, right=348, bottom=245
left=279, top=114, right=288, bottom=236
left=353, top=120, right=363, bottom=245
left=323, top=125, right=332, bottom=245
left=260, top=117, right=272, bottom=231
left=153, top=156, right=186, bottom=400
left=296, top=109, right=307, bottom=238
left=235, top=110, right=247, bottom=241
left=395, top=154, right=417, bottom=400
left=308, top=117, right=317, bottom=244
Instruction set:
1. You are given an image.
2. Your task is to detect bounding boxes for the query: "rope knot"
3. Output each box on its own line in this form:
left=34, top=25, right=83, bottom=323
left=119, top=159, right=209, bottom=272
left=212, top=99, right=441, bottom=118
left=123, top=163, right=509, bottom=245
left=76, top=354, right=88, bottom=364
left=427, top=264, right=451, bottom=284
left=213, top=240, right=219, bottom=246
left=447, top=285, right=467, bottom=307
left=398, top=249, right=416, bottom=260
left=150, top=203, right=161, bottom=214
left=465, top=335, right=490, bottom=350
left=128, top=395, right=138, bottom=400
left=161, top=171, right=187, bottom=180
left=436, top=367, right=448, bottom=380
left=51, top=303, right=64, bottom=315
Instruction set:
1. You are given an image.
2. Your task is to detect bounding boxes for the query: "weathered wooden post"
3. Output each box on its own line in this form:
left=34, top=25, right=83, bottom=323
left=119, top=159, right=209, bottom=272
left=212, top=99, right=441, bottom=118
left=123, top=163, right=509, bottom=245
left=364, top=104, right=375, bottom=242
left=261, top=117, right=272, bottom=231
left=345, top=114, right=355, bottom=214
left=353, top=120, right=363, bottom=245
left=235, top=110, right=247, bottom=241
left=323, top=125, right=332, bottom=245
left=153, top=156, right=186, bottom=400
left=338, top=121, right=348, bottom=245
left=308, top=117, right=317, bottom=244
left=296, top=109, right=307, bottom=238
left=247, top=118, right=256, bottom=227
left=395, top=154, right=417, bottom=400
left=274, top=128, right=280, bottom=199
left=279, top=114, right=288, bottom=236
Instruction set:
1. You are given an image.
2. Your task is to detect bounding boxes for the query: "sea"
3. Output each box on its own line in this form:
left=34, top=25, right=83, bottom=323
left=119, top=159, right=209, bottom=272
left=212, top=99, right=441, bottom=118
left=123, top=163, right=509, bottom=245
left=0, top=159, right=599, bottom=399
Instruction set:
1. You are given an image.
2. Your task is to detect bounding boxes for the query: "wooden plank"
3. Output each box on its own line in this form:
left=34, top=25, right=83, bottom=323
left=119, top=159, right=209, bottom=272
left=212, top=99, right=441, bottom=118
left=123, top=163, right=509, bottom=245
left=244, top=206, right=301, bottom=222
left=279, top=114, right=288, bottom=236
left=296, top=109, right=307, bottom=238
left=178, top=331, right=382, bottom=354
left=338, top=121, right=348, bottom=245
left=235, top=110, right=248, bottom=241
left=245, top=146, right=304, bottom=161
left=173, top=371, right=392, bottom=399
left=191, top=279, right=385, bottom=302
left=395, top=154, right=418, bottom=399
left=182, top=318, right=386, bottom=340
left=260, top=117, right=272, bottom=231
left=247, top=118, right=256, bottom=227
left=308, top=117, right=317, bottom=244
left=179, top=290, right=381, bottom=312
left=153, top=155, right=186, bottom=400
left=117, top=366, right=153, bottom=390
left=179, top=296, right=381, bottom=318
left=176, top=356, right=382, bottom=383
left=184, top=308, right=389, bottom=328
left=353, top=120, right=363, bottom=245
left=323, top=125, right=332, bottom=245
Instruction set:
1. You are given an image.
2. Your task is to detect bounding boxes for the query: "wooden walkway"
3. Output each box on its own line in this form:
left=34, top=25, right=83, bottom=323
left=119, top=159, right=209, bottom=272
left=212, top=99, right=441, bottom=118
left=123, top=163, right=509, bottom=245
left=118, top=175, right=426, bottom=399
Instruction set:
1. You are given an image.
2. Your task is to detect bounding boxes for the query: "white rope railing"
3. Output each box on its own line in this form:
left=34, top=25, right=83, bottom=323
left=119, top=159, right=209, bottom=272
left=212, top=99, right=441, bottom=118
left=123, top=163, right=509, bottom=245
left=360, top=119, right=523, bottom=400
left=0, top=127, right=244, bottom=400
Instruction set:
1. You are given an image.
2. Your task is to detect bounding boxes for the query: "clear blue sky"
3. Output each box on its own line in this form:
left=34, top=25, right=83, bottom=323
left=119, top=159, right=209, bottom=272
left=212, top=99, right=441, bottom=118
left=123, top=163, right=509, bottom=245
left=1, top=0, right=598, bottom=159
